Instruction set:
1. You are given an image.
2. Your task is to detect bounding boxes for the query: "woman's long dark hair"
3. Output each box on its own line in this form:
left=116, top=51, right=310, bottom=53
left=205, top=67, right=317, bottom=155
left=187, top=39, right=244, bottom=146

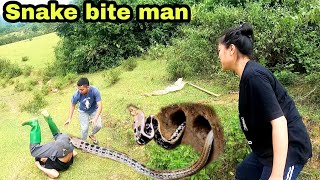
left=219, top=23, right=254, bottom=58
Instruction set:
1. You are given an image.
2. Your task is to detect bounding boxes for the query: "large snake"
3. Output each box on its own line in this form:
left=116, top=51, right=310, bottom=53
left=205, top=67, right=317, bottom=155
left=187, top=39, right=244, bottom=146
left=134, top=115, right=187, bottom=149
left=70, top=111, right=215, bottom=179
left=70, top=129, right=213, bottom=179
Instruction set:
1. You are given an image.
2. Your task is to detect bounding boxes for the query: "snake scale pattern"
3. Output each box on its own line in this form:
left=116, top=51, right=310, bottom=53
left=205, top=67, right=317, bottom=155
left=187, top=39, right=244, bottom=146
left=135, top=115, right=187, bottom=149
left=70, top=115, right=215, bottom=179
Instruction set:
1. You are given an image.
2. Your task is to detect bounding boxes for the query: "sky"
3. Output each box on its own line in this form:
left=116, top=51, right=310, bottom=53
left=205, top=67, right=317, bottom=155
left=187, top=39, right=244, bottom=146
left=1, top=0, right=71, bottom=15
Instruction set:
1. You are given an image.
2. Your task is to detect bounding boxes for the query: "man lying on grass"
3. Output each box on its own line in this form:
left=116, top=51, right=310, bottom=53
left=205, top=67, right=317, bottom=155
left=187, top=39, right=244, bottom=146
left=22, top=110, right=77, bottom=179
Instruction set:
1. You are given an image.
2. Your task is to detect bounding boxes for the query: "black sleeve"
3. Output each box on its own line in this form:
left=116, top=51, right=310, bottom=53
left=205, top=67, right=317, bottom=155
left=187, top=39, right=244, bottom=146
left=247, top=74, right=284, bottom=122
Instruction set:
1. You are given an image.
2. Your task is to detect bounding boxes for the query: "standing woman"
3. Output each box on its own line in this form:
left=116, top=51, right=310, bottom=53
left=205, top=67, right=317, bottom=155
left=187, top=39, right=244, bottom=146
left=217, top=23, right=312, bottom=180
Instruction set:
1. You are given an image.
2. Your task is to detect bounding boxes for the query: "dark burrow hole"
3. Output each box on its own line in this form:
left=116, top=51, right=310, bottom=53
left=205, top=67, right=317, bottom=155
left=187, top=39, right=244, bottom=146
left=193, top=115, right=211, bottom=134
left=169, top=109, right=186, bottom=126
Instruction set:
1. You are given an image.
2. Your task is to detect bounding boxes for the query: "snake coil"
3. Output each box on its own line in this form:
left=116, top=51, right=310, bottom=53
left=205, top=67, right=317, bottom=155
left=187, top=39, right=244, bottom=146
left=70, top=129, right=213, bottom=179
left=70, top=103, right=222, bottom=179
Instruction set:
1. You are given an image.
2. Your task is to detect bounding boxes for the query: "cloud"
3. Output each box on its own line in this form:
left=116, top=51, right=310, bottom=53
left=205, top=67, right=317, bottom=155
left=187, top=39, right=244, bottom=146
left=1, top=0, right=71, bottom=15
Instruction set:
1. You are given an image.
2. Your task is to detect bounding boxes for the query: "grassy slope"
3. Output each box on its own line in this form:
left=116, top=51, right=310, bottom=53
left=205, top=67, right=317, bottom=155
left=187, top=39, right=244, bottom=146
left=0, top=32, right=59, bottom=68
left=0, top=34, right=318, bottom=179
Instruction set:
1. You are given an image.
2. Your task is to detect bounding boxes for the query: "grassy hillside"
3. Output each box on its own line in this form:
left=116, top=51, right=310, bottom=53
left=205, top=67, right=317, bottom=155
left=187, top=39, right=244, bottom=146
left=0, top=33, right=59, bottom=68
left=0, top=34, right=232, bottom=179
left=0, top=34, right=319, bottom=179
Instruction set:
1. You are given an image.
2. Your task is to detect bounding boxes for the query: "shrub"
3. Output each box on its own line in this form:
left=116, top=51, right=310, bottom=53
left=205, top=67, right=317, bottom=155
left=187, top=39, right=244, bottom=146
left=0, top=102, right=6, bottom=110
left=53, top=80, right=65, bottom=90
left=41, top=63, right=59, bottom=82
left=21, top=56, right=29, bottom=62
left=27, top=79, right=38, bottom=86
left=246, top=2, right=320, bottom=74
left=64, top=73, right=77, bottom=85
left=146, top=44, right=167, bottom=60
left=22, top=65, right=33, bottom=77
left=0, top=58, right=22, bottom=78
left=21, top=92, right=47, bottom=113
left=14, top=80, right=37, bottom=92
left=121, top=57, right=138, bottom=71
left=14, top=81, right=26, bottom=92
left=103, top=69, right=121, bottom=86
left=0, top=80, right=7, bottom=88
left=40, top=85, right=51, bottom=96
left=274, top=70, right=298, bottom=86
left=178, top=1, right=320, bottom=79
left=167, top=59, right=193, bottom=80
left=302, top=73, right=320, bottom=104
left=305, top=72, right=320, bottom=85
left=166, top=27, right=217, bottom=79
left=54, top=0, right=184, bottom=74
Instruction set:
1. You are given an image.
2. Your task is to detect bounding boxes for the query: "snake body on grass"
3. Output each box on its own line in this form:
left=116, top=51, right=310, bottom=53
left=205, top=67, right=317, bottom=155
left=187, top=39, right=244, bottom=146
left=70, top=129, right=213, bottom=179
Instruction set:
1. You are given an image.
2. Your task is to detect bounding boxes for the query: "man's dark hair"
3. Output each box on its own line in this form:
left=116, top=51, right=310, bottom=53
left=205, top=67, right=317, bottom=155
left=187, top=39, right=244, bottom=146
left=77, top=78, right=89, bottom=86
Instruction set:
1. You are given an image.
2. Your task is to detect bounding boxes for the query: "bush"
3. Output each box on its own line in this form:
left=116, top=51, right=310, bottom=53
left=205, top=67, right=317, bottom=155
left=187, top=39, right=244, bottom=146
left=175, top=1, right=320, bottom=79
left=64, top=73, right=77, bottom=85
left=165, top=5, right=245, bottom=79
left=305, top=72, right=320, bottom=85
left=27, top=79, right=38, bottom=86
left=302, top=73, right=320, bottom=104
left=52, top=73, right=77, bottom=90
left=41, top=63, right=59, bottom=82
left=21, top=92, right=47, bottom=113
left=274, top=70, right=298, bottom=86
left=103, top=69, right=121, bottom=86
left=14, top=79, right=38, bottom=92
left=121, top=57, right=138, bottom=71
left=21, top=56, right=29, bottom=62
left=167, top=59, right=193, bottom=80
left=40, top=85, right=51, bottom=96
left=246, top=2, right=320, bottom=74
left=22, top=65, right=33, bottom=77
left=166, top=27, right=217, bottom=79
left=0, top=79, right=7, bottom=88
left=14, top=81, right=26, bottom=92
left=146, top=44, right=167, bottom=60
left=54, top=0, right=184, bottom=74
left=0, top=58, right=22, bottom=78
left=215, top=118, right=249, bottom=178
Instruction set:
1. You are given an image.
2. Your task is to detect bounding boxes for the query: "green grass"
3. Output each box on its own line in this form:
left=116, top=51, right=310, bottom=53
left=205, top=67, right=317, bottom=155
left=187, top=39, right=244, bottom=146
left=0, top=55, right=235, bottom=179
left=0, top=34, right=319, bottom=179
left=0, top=33, right=59, bottom=69
left=0, top=52, right=214, bottom=178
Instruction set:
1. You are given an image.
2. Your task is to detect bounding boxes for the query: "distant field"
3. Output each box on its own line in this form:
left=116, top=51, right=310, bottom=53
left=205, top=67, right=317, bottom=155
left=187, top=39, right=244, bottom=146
left=0, top=32, right=59, bottom=69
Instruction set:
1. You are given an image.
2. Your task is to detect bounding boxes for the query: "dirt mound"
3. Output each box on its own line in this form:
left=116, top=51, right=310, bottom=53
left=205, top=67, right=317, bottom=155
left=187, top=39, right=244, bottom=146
left=156, top=103, right=224, bottom=162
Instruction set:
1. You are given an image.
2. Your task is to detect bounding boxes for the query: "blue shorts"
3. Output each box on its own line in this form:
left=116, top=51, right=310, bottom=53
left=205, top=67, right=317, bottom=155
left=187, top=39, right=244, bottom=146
left=236, top=153, right=304, bottom=180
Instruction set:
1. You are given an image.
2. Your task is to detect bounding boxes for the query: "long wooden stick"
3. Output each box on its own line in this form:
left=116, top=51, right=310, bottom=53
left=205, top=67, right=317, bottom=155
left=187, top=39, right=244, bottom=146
left=187, top=82, right=220, bottom=97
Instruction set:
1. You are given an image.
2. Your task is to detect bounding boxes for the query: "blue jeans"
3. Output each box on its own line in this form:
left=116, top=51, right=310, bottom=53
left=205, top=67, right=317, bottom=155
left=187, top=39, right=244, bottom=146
left=79, top=110, right=102, bottom=140
left=236, top=153, right=304, bottom=180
